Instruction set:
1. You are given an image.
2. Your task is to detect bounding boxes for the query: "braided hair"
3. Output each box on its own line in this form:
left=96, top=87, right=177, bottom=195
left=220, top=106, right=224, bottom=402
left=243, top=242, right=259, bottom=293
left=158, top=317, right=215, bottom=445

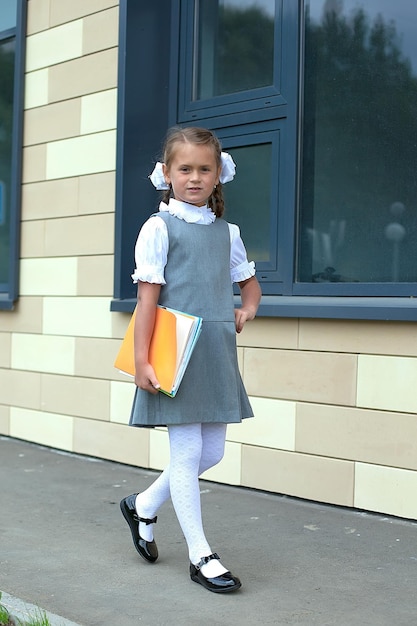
left=160, top=127, right=226, bottom=218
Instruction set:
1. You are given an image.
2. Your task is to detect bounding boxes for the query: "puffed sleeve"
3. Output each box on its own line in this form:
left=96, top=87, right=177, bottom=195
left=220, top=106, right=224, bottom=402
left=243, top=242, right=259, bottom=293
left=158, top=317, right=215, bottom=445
left=228, top=223, right=256, bottom=283
left=131, top=215, right=169, bottom=284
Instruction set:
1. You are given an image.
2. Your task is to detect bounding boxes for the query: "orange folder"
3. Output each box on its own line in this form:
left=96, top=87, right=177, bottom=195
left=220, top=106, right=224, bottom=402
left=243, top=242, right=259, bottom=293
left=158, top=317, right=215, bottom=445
left=114, top=305, right=202, bottom=397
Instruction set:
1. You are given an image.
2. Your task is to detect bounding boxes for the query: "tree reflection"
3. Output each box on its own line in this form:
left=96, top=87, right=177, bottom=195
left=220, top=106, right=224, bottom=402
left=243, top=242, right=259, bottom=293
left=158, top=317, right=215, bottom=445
left=216, top=4, right=274, bottom=95
left=300, top=1, right=417, bottom=282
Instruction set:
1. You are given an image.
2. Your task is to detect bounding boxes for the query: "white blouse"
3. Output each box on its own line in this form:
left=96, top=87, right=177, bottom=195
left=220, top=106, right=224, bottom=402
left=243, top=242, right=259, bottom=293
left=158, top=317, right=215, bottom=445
left=132, top=199, right=256, bottom=285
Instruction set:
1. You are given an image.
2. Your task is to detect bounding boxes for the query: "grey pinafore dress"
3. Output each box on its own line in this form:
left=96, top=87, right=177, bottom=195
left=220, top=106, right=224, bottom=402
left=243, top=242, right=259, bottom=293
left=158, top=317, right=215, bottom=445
left=129, top=212, right=253, bottom=427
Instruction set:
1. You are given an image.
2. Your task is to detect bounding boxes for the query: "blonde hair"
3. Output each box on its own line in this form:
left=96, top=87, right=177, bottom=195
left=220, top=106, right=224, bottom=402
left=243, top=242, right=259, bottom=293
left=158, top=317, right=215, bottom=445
left=160, top=126, right=226, bottom=218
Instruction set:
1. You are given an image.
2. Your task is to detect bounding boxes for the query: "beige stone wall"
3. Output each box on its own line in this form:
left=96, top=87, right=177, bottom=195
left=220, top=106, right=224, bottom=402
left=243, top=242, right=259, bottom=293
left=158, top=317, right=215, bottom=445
left=1, top=0, right=417, bottom=521
left=235, top=319, right=417, bottom=519
left=0, top=0, right=152, bottom=464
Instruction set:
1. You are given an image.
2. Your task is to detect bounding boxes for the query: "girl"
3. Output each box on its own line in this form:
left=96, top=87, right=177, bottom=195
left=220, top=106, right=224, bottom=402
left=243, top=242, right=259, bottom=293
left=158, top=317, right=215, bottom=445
left=120, top=126, right=261, bottom=594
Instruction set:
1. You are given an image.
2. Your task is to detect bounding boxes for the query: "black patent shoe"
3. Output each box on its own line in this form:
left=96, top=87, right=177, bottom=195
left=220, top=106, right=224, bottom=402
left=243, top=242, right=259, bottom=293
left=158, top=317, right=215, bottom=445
left=120, top=493, right=158, bottom=563
left=190, top=553, right=241, bottom=593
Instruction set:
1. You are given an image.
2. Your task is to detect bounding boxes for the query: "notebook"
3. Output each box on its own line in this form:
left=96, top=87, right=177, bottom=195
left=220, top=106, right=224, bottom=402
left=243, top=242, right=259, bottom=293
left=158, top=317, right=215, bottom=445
left=114, top=305, right=203, bottom=397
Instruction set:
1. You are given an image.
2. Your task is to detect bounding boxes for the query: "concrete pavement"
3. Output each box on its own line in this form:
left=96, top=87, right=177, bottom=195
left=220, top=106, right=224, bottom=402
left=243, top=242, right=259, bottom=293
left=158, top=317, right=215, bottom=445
left=1, top=436, right=417, bottom=626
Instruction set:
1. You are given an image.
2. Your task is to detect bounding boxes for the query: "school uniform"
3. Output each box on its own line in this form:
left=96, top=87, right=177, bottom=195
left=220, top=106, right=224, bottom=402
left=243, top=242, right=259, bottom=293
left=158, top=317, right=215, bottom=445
left=129, top=198, right=255, bottom=427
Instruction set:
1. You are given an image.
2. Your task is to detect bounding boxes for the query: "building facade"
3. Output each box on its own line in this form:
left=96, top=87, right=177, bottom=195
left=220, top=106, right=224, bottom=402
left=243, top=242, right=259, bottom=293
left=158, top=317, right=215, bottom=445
left=1, top=0, right=417, bottom=519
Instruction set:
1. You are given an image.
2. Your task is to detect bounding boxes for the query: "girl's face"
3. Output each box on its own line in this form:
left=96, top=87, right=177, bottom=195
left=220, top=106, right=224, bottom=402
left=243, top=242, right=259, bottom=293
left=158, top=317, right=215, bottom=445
left=163, top=142, right=221, bottom=207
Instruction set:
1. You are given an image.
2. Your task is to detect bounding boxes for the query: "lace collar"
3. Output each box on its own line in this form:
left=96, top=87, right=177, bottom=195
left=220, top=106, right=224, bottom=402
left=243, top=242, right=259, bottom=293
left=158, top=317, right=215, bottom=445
left=159, top=199, right=216, bottom=224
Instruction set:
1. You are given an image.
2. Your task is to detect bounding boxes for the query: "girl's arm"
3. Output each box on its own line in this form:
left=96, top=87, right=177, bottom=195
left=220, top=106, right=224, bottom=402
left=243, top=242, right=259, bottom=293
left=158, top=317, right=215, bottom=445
left=134, top=281, right=162, bottom=394
left=235, top=275, right=262, bottom=333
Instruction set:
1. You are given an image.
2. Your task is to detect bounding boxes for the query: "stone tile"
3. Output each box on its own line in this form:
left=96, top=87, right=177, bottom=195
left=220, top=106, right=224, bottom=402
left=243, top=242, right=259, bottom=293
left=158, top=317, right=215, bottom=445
left=22, top=145, right=47, bottom=183
left=242, top=446, right=354, bottom=507
left=24, top=69, right=49, bottom=109
left=112, top=311, right=135, bottom=341
left=0, top=369, right=41, bottom=410
left=110, top=381, right=135, bottom=424
left=244, top=348, right=357, bottom=406
left=44, top=214, right=114, bottom=256
left=48, top=48, right=118, bottom=102
left=296, top=403, right=417, bottom=471
left=0, top=332, right=11, bottom=368
left=227, top=397, right=296, bottom=451
left=27, top=0, right=51, bottom=35
left=50, top=0, right=118, bottom=26
left=75, top=337, right=125, bottom=379
left=22, top=178, right=79, bottom=221
left=149, top=429, right=169, bottom=470
left=355, top=462, right=417, bottom=519
left=20, top=258, right=78, bottom=296
left=43, top=297, right=113, bottom=338
left=24, top=99, right=81, bottom=146
left=77, top=255, right=114, bottom=296
left=237, top=317, right=299, bottom=349
left=11, top=333, right=75, bottom=375
left=20, top=220, right=46, bottom=258
left=357, top=355, right=417, bottom=414
left=73, top=417, right=150, bottom=467
left=78, top=171, right=116, bottom=215
left=80, top=89, right=117, bottom=134
left=82, top=7, right=119, bottom=55
left=10, top=407, right=74, bottom=451
left=26, top=21, right=83, bottom=72
left=299, top=319, right=417, bottom=357
left=201, top=441, right=242, bottom=485
left=0, top=298, right=43, bottom=333
left=41, top=373, right=110, bottom=420
left=0, top=405, right=10, bottom=435
left=46, top=131, right=116, bottom=179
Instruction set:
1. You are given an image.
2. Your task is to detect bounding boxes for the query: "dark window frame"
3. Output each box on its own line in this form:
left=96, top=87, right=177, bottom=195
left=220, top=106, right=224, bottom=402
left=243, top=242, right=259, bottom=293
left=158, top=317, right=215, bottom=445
left=0, top=0, right=26, bottom=310
left=112, top=0, right=417, bottom=321
left=177, top=0, right=286, bottom=122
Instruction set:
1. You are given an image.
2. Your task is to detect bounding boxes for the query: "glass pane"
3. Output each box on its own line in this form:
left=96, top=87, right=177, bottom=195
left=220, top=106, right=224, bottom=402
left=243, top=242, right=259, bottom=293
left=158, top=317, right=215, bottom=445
left=299, top=0, right=417, bottom=283
left=0, top=38, right=15, bottom=284
left=0, top=0, right=17, bottom=31
left=194, top=0, right=275, bottom=100
left=223, top=143, right=272, bottom=262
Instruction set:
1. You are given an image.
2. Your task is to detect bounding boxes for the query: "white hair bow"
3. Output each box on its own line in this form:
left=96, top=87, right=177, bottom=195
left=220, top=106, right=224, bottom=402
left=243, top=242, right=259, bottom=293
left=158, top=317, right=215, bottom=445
left=219, top=151, right=236, bottom=183
left=149, top=162, right=168, bottom=190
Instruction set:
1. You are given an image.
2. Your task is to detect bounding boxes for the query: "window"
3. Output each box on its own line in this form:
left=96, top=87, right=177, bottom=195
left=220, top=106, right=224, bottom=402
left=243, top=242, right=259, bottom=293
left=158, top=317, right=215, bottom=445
left=114, top=0, right=417, bottom=319
left=193, top=1, right=275, bottom=98
left=114, top=0, right=298, bottom=305
left=0, top=0, right=26, bottom=310
left=174, top=0, right=298, bottom=295
left=298, top=0, right=417, bottom=297
left=177, top=0, right=285, bottom=120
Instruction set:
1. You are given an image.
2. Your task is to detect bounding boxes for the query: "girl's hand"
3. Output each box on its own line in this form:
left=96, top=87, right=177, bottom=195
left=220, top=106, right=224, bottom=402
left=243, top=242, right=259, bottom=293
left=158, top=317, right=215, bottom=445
left=234, top=307, right=254, bottom=333
left=135, top=362, right=161, bottom=395
left=235, top=276, right=262, bottom=333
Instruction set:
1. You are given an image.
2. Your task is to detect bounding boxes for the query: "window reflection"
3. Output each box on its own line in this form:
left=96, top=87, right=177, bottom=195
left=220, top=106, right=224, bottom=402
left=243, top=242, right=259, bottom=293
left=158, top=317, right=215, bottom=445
left=0, top=0, right=17, bottom=32
left=299, top=0, right=417, bottom=283
left=194, top=0, right=275, bottom=100
left=223, top=143, right=272, bottom=263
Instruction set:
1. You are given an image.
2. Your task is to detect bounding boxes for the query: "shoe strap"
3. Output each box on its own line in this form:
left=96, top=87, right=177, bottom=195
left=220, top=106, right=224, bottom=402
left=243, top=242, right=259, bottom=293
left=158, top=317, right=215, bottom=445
left=195, top=553, right=220, bottom=571
left=133, top=513, right=157, bottom=525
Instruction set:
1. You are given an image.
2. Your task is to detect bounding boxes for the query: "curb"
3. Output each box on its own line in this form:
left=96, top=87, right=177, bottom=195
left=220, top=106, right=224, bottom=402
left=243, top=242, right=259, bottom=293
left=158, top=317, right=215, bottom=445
left=0, top=593, right=82, bottom=626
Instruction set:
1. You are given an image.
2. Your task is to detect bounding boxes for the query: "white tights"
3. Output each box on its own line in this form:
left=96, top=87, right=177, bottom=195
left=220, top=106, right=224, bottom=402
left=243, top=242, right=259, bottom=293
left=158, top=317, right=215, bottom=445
left=135, top=423, right=228, bottom=576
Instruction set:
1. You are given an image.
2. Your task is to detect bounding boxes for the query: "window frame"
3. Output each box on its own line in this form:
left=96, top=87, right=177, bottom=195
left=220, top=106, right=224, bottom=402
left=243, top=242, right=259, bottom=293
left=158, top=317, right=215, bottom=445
left=0, top=0, right=26, bottom=310
left=112, top=0, right=417, bottom=321
left=177, top=0, right=285, bottom=122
